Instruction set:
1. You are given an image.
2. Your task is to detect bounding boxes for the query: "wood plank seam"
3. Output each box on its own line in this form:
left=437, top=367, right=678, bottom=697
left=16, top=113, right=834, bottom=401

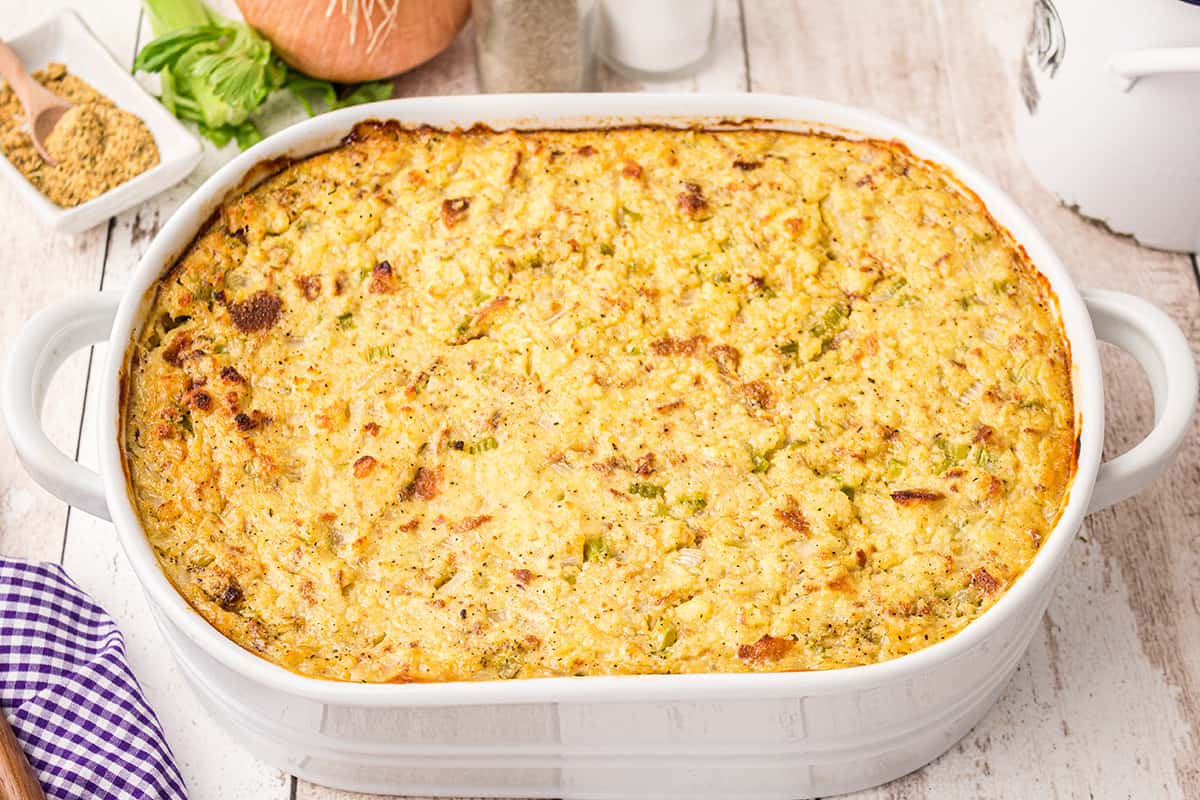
left=736, top=0, right=751, bottom=93
left=57, top=217, right=112, bottom=563
left=929, top=0, right=968, bottom=151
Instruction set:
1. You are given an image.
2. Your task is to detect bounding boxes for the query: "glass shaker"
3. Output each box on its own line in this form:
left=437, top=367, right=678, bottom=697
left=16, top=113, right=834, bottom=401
left=473, top=0, right=591, bottom=92
left=596, top=0, right=717, bottom=80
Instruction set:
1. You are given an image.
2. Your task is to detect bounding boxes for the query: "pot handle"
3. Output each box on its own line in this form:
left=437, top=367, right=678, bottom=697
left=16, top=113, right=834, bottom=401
left=1083, top=289, right=1197, bottom=514
left=1109, top=47, right=1200, bottom=91
left=1, top=292, right=122, bottom=521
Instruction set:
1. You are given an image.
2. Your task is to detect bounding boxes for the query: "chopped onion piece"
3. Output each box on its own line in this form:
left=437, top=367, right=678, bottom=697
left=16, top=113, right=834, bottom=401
left=958, top=380, right=983, bottom=407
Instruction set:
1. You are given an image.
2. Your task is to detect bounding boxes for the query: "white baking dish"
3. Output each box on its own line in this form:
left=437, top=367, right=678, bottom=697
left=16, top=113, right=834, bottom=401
left=3, top=94, right=1196, bottom=799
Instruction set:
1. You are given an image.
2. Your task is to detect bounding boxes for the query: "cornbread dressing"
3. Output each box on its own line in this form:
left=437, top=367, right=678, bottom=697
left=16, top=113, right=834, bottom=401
left=123, top=124, right=1075, bottom=682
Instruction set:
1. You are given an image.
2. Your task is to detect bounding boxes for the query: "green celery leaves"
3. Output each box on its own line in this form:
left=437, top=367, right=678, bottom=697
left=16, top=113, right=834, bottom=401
left=135, top=0, right=394, bottom=149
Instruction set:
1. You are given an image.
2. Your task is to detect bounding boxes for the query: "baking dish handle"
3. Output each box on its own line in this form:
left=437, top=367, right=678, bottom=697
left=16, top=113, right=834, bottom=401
left=1, top=291, right=121, bottom=521
left=1083, top=288, right=1197, bottom=514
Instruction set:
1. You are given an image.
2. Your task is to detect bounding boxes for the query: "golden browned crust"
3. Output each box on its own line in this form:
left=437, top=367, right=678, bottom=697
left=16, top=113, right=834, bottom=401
left=123, top=125, right=1075, bottom=683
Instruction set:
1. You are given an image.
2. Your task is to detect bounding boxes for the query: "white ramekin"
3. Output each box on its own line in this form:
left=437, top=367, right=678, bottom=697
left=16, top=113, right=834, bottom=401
left=4, top=94, right=1196, bottom=799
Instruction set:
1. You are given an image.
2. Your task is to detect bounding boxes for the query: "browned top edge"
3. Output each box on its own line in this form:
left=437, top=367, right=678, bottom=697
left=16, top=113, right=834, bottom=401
left=880, top=137, right=1080, bottom=525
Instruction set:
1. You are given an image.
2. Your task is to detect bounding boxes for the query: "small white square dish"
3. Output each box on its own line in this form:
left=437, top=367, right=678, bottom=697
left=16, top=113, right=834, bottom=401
left=0, top=9, right=202, bottom=234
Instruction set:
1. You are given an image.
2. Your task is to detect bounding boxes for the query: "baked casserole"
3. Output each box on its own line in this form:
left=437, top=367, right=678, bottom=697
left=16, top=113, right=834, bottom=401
left=122, top=123, right=1075, bottom=683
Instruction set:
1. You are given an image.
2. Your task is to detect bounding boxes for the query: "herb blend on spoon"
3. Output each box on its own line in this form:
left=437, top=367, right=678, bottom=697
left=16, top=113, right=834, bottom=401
left=0, top=63, right=159, bottom=207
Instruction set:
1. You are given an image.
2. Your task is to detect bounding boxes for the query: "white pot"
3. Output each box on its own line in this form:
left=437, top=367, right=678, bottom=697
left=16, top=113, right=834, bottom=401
left=1015, top=0, right=1200, bottom=251
left=4, top=94, right=1197, bottom=799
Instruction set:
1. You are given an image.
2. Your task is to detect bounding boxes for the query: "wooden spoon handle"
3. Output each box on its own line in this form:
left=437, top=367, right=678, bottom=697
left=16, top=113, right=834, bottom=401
left=0, top=711, right=45, bottom=800
left=0, top=40, right=38, bottom=123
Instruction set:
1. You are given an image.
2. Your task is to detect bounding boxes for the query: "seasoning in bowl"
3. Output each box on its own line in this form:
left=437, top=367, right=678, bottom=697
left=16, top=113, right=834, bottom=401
left=0, top=62, right=159, bottom=207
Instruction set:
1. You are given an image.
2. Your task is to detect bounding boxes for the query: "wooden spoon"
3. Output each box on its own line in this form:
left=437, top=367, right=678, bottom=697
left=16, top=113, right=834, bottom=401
left=0, top=711, right=45, bottom=800
left=0, top=40, right=72, bottom=166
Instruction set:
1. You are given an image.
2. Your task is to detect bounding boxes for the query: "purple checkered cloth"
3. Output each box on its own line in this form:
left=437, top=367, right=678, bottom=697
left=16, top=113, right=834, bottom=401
left=0, top=558, right=187, bottom=799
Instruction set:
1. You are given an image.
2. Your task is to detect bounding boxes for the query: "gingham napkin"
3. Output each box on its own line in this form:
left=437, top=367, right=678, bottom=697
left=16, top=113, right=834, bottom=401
left=0, top=558, right=187, bottom=799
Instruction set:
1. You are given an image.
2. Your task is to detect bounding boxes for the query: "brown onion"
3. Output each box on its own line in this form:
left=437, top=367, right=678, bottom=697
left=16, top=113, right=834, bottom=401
left=235, top=0, right=470, bottom=83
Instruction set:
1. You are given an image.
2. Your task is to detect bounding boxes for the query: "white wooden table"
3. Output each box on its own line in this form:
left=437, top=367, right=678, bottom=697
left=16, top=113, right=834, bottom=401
left=2, top=2, right=1198, bottom=798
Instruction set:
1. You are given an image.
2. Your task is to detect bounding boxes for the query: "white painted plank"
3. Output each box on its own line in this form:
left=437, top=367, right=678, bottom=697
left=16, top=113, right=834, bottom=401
left=0, top=187, right=101, bottom=562
left=742, top=0, right=954, bottom=138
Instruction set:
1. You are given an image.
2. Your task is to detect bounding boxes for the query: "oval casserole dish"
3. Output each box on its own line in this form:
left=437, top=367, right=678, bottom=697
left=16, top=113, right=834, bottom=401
left=5, top=93, right=1193, bottom=798
left=121, top=121, right=1075, bottom=684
